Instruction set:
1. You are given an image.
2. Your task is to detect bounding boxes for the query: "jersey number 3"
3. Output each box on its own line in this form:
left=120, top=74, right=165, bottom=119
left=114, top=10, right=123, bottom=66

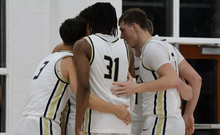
left=104, top=55, right=119, bottom=81
left=33, top=61, right=49, bottom=79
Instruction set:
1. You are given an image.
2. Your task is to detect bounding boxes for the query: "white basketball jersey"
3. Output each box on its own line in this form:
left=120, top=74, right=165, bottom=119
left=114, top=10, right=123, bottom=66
left=140, top=35, right=184, bottom=118
left=22, top=51, right=74, bottom=123
left=61, top=92, right=76, bottom=135
left=83, top=33, right=131, bottom=133
left=132, top=55, right=144, bottom=121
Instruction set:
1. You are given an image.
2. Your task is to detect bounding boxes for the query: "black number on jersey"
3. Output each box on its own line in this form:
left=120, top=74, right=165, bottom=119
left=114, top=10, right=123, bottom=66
left=135, top=93, right=138, bottom=105
left=104, top=55, right=119, bottom=81
left=33, top=61, right=49, bottom=80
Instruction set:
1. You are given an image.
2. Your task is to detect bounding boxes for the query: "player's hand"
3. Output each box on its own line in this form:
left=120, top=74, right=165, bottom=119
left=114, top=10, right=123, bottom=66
left=111, top=72, right=137, bottom=96
left=183, top=114, right=195, bottom=135
left=115, top=104, right=132, bottom=125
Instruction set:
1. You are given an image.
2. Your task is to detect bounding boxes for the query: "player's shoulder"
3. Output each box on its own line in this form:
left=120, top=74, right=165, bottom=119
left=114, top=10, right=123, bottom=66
left=73, top=37, right=90, bottom=50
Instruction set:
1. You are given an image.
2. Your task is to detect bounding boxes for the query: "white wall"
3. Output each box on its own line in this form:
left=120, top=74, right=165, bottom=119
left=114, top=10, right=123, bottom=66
left=6, top=0, right=122, bottom=134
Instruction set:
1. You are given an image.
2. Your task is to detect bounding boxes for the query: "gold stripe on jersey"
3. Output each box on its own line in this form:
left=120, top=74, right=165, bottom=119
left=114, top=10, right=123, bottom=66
left=45, top=81, right=65, bottom=119
left=157, top=91, right=164, bottom=115
left=85, top=36, right=95, bottom=65
left=44, top=118, right=49, bottom=135
left=155, top=117, right=164, bottom=135
left=83, top=108, right=90, bottom=132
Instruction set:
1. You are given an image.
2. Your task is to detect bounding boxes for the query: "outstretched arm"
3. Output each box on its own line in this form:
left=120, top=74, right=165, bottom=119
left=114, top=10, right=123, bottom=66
left=178, top=59, right=202, bottom=135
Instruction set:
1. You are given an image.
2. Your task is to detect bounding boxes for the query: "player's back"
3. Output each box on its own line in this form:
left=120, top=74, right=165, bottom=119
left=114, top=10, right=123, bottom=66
left=22, top=51, right=73, bottom=123
left=83, top=33, right=131, bottom=133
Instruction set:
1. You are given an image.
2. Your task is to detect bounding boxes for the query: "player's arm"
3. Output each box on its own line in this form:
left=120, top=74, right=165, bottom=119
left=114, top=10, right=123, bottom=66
left=73, top=38, right=91, bottom=134
left=178, top=59, right=202, bottom=135
left=116, top=62, right=193, bottom=100
left=72, top=38, right=131, bottom=125
left=66, top=56, right=131, bottom=125
left=111, top=44, right=193, bottom=101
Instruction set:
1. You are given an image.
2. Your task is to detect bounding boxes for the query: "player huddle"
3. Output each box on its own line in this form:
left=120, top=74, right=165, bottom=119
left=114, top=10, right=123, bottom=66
left=17, top=2, right=201, bottom=135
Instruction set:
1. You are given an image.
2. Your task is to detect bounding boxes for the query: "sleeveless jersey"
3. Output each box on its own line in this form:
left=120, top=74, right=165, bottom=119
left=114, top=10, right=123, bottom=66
left=139, top=35, right=184, bottom=118
left=22, top=51, right=74, bottom=124
left=83, top=33, right=131, bottom=133
left=132, top=55, right=144, bottom=121
left=61, top=92, right=76, bottom=135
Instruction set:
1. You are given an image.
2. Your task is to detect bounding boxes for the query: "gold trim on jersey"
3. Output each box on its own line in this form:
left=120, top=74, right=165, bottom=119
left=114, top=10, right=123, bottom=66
left=141, top=39, right=170, bottom=71
left=83, top=108, right=90, bottom=133
left=155, top=117, right=164, bottom=135
left=40, top=117, right=53, bottom=135
left=95, top=34, right=119, bottom=43
left=54, top=54, right=73, bottom=83
left=85, top=36, right=94, bottom=65
left=157, top=91, right=164, bottom=115
left=43, top=118, right=50, bottom=135
left=47, top=82, right=65, bottom=118
left=43, top=80, right=68, bottom=120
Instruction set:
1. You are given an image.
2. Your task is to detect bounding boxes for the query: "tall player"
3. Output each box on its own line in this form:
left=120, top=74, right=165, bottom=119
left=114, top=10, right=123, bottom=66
left=74, top=2, right=136, bottom=135
left=112, top=8, right=201, bottom=135
left=131, top=19, right=154, bottom=135
left=53, top=6, right=132, bottom=135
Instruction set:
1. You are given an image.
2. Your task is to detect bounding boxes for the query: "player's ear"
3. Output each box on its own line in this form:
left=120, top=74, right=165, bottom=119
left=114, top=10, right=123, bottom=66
left=132, top=23, right=138, bottom=31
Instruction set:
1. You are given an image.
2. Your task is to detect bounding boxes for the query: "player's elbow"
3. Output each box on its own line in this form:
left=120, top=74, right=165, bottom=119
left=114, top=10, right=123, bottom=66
left=77, top=84, right=90, bottom=95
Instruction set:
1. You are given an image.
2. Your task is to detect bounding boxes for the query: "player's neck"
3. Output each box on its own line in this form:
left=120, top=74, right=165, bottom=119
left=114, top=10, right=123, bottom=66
left=137, top=30, right=152, bottom=50
left=61, top=45, right=73, bottom=52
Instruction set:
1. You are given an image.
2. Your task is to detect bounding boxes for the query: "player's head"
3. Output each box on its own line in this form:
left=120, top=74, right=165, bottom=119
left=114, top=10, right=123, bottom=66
left=119, top=8, right=148, bottom=31
left=78, top=6, right=91, bottom=22
left=87, top=2, right=118, bottom=36
left=118, top=8, right=151, bottom=47
left=78, top=6, right=92, bottom=35
left=59, top=16, right=87, bottom=45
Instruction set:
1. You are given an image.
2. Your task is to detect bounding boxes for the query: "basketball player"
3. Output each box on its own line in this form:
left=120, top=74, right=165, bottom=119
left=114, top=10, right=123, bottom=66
left=53, top=6, right=132, bottom=135
left=131, top=19, right=154, bottom=135
left=111, top=8, right=202, bottom=135
left=74, top=2, right=136, bottom=135
left=16, top=17, right=87, bottom=135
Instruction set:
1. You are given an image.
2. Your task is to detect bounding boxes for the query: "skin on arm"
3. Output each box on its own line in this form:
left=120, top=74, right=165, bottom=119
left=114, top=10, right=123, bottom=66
left=60, top=45, right=132, bottom=129
left=73, top=39, right=132, bottom=134
left=112, top=63, right=193, bottom=101
left=178, top=59, right=202, bottom=135
left=73, top=38, right=91, bottom=134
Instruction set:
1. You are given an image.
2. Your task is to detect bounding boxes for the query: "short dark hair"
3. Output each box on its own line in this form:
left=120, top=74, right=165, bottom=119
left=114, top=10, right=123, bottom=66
left=59, top=17, right=87, bottom=45
left=119, top=8, right=148, bottom=31
left=87, top=2, right=118, bottom=36
left=78, top=6, right=92, bottom=22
